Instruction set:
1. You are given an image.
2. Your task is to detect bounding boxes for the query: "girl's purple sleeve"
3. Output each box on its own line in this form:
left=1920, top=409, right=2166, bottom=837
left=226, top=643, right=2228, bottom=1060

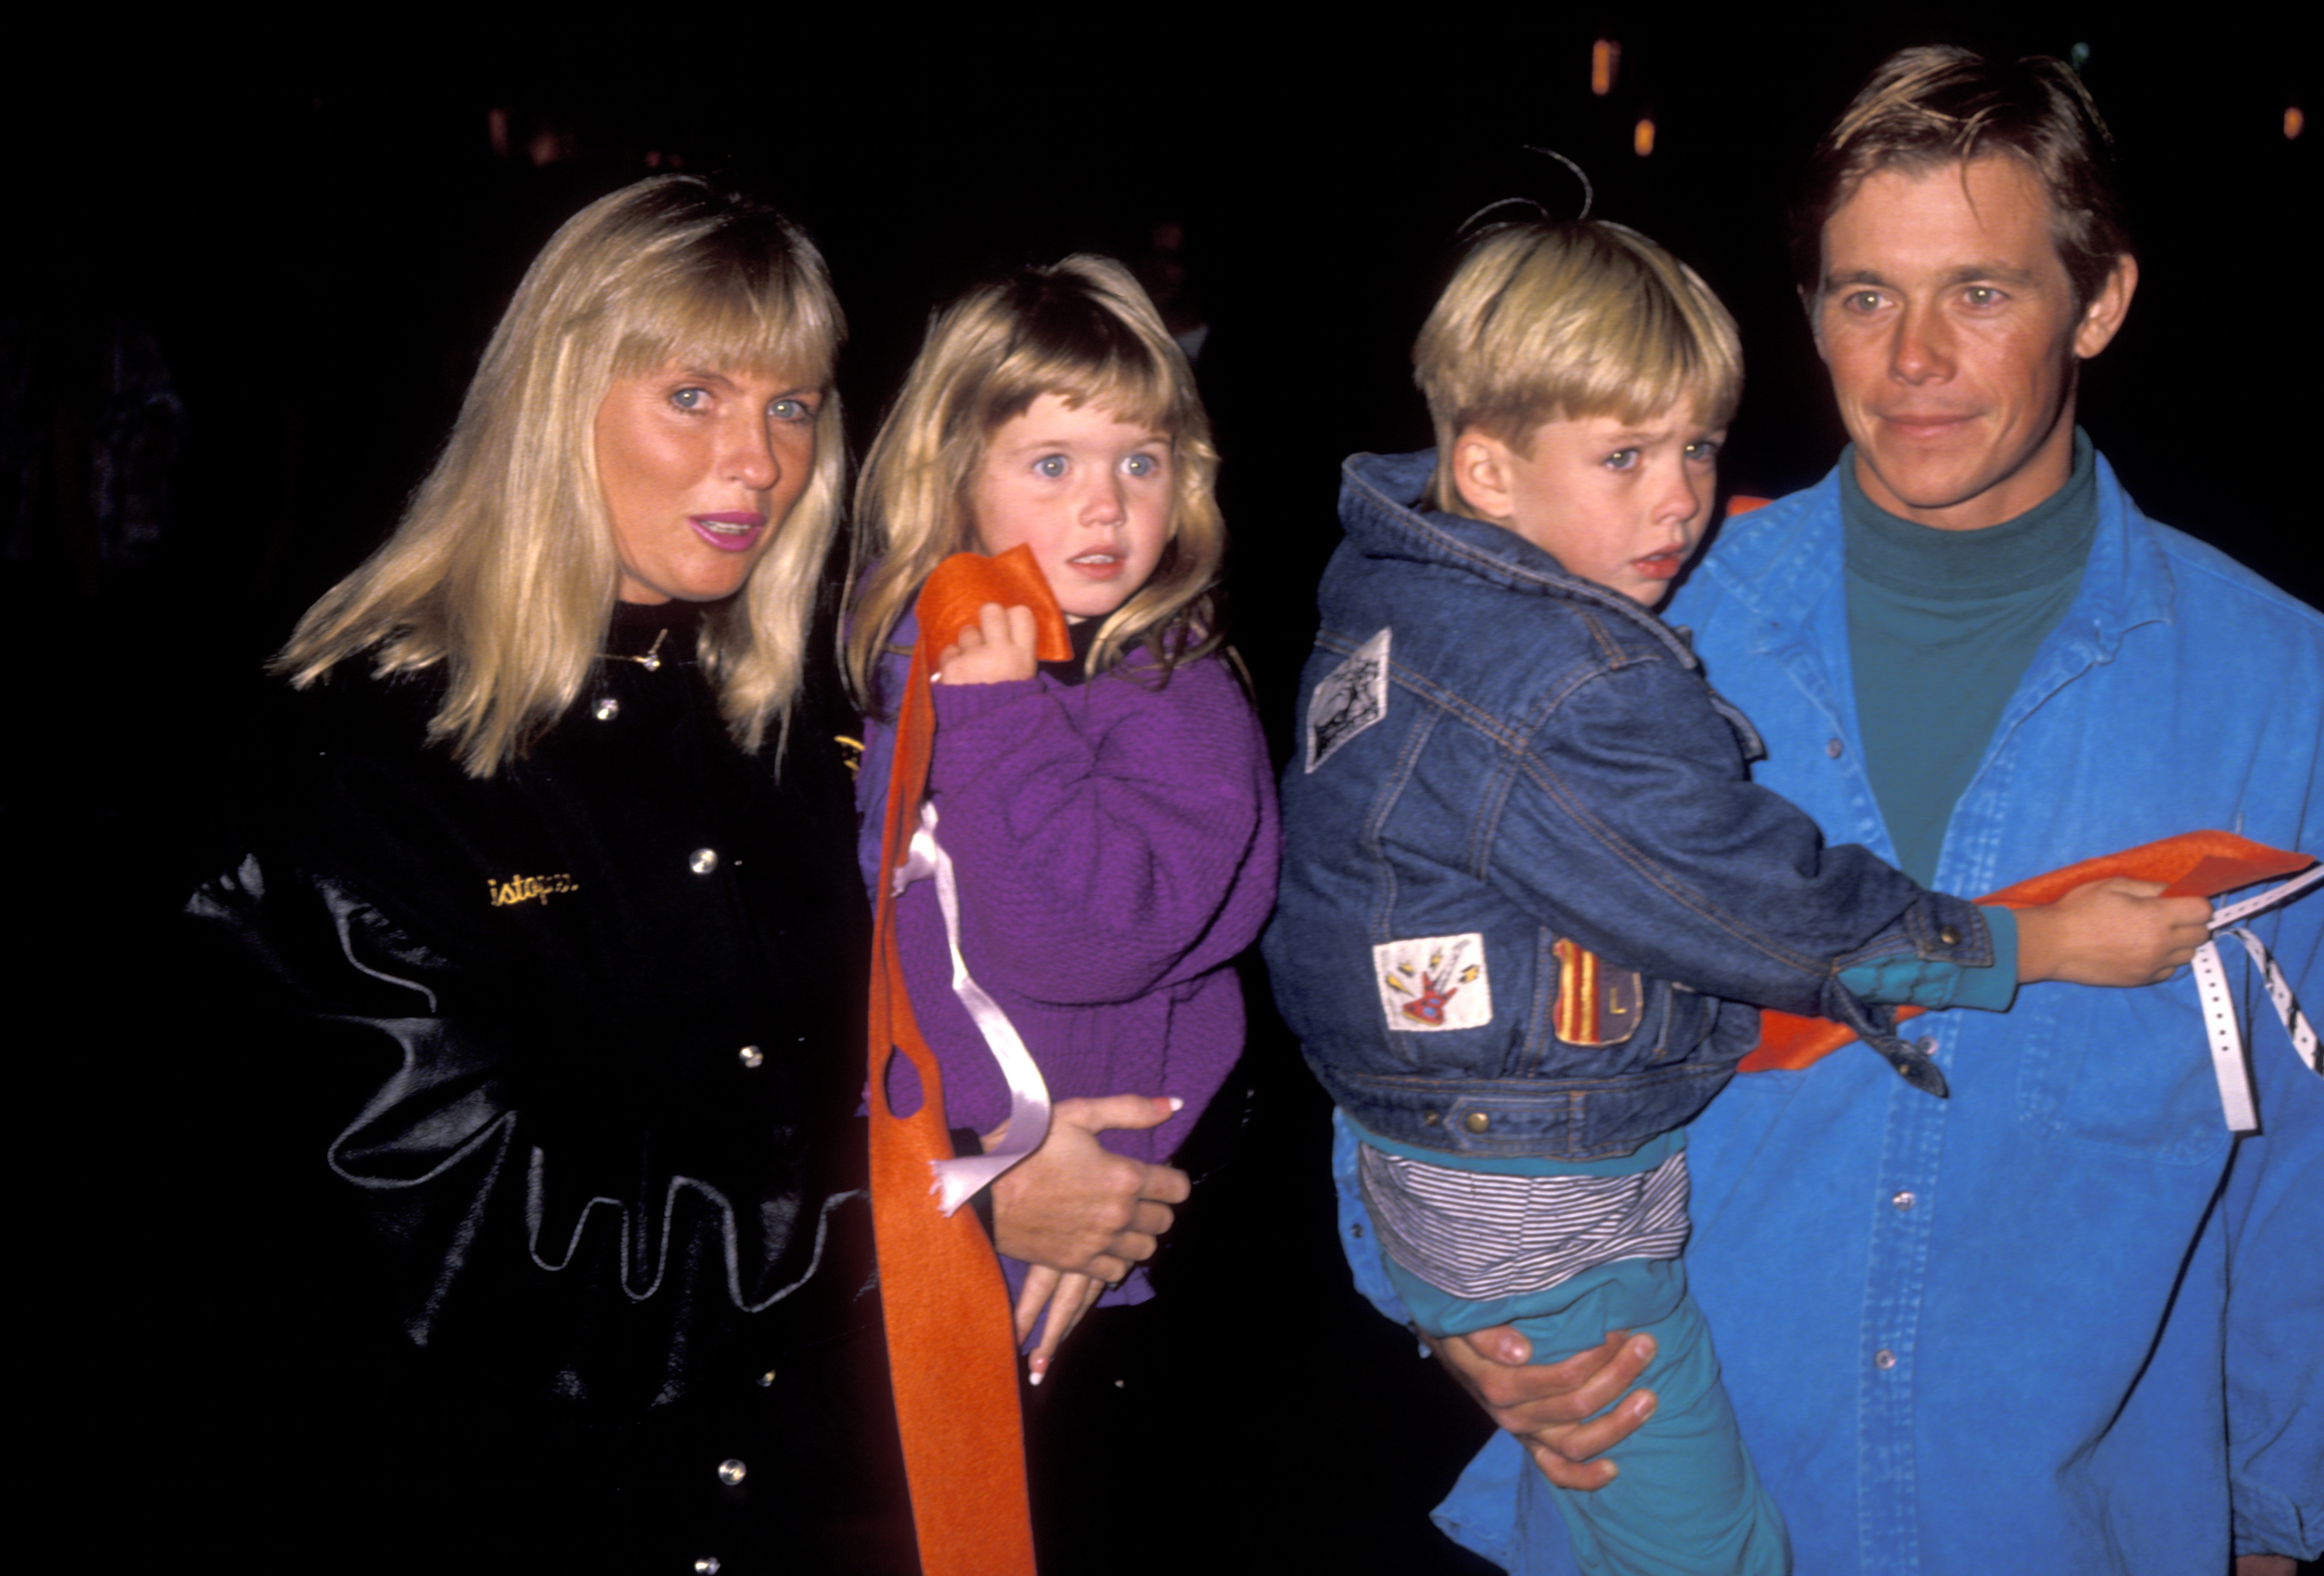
left=923, top=656, right=1280, bottom=1008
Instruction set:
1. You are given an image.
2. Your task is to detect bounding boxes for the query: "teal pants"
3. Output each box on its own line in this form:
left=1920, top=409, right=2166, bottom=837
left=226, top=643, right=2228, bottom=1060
left=1384, top=1252, right=1790, bottom=1576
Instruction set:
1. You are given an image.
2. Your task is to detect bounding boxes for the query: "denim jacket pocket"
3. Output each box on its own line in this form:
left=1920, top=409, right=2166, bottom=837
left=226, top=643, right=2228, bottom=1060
left=2011, top=986, right=2231, bottom=1166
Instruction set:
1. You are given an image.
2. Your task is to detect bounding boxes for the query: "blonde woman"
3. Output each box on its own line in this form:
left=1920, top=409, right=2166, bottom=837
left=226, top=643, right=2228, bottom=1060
left=188, top=179, right=1162, bottom=1574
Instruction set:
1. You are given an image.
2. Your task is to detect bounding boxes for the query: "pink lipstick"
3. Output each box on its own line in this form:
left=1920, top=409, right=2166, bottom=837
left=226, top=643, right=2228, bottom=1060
left=689, top=511, right=768, bottom=553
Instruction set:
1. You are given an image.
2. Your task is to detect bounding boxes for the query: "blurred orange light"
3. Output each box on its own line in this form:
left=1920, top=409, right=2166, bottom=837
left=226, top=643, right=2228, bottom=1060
left=1634, top=118, right=1656, bottom=157
left=2288, top=107, right=2305, bottom=140
left=1593, top=39, right=1619, bottom=97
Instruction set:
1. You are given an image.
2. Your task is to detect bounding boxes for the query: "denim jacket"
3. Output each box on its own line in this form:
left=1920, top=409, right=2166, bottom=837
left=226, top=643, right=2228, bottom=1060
left=1340, top=452, right=2324, bottom=1573
left=1263, top=452, right=1990, bottom=1161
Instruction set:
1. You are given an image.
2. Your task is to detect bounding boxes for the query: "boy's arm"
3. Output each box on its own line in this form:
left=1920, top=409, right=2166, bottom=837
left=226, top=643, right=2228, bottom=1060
left=1494, top=656, right=1985, bottom=1018
left=1501, top=659, right=2204, bottom=1019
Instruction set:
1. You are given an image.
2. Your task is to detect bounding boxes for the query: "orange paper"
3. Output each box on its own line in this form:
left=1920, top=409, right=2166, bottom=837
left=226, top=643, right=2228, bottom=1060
left=868, top=545, right=1068, bottom=1576
left=1739, top=831, right=2315, bottom=1074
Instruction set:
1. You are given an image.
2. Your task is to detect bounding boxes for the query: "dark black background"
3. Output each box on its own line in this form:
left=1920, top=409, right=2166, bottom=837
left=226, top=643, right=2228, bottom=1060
left=14, top=16, right=2313, bottom=1571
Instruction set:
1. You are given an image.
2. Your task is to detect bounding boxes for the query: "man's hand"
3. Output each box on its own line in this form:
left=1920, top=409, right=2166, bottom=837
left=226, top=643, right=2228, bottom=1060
left=2016, top=877, right=2211, bottom=986
left=1427, top=1326, right=1659, bottom=1492
left=986, top=1095, right=1190, bottom=1286
left=933, top=602, right=1040, bottom=686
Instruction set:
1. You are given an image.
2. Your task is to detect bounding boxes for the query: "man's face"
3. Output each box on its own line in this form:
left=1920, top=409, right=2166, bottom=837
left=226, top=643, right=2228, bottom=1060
left=1813, top=154, right=2133, bottom=531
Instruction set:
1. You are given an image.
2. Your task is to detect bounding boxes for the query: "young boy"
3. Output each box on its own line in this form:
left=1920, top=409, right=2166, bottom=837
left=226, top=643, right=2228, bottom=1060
left=1261, top=221, right=2206, bottom=1576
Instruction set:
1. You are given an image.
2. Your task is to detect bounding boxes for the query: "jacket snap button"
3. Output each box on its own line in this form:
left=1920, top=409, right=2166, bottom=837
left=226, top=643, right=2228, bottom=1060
left=689, top=848, right=719, bottom=875
left=1422, top=1110, right=1442, bottom=1126
left=593, top=698, right=620, bottom=721
left=1463, top=1111, right=1490, bottom=1134
left=737, top=1046, right=764, bottom=1070
left=1874, top=1348, right=1897, bottom=1370
left=1938, top=925, right=1961, bottom=946
left=717, top=1459, right=746, bottom=1485
left=1892, top=1190, right=1916, bottom=1211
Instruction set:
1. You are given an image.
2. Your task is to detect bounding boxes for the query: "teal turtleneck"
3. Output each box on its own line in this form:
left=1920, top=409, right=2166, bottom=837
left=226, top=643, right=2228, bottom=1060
left=1842, top=429, right=2099, bottom=889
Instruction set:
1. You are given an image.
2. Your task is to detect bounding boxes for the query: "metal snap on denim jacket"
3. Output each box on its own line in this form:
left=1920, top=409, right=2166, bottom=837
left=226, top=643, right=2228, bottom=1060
left=1263, top=452, right=1990, bottom=1162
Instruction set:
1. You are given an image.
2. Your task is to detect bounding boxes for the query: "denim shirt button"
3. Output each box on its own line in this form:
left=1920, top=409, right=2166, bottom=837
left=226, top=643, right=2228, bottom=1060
left=1463, top=1111, right=1490, bottom=1135
left=1917, top=1035, right=1938, bottom=1055
left=1825, top=737, right=1844, bottom=758
left=1875, top=1348, right=1898, bottom=1370
left=1891, top=1190, right=1916, bottom=1211
left=1938, top=925, right=1961, bottom=946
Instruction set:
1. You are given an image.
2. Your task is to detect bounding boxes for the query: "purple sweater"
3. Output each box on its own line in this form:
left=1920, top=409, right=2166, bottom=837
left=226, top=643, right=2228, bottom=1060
left=858, top=627, right=1281, bottom=1186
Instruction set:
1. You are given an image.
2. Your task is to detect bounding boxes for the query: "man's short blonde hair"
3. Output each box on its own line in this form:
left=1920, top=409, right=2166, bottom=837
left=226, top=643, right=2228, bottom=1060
left=1413, top=221, right=1742, bottom=512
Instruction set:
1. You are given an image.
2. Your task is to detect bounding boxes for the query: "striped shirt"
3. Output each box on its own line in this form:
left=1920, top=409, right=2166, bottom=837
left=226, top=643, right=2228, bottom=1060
left=1356, top=1140, right=1691, bottom=1301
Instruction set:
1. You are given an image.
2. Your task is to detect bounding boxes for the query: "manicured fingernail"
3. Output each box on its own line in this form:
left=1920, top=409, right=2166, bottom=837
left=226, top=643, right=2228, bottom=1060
left=1167, top=1097, right=1184, bottom=1111
left=1027, top=1370, right=1043, bottom=1387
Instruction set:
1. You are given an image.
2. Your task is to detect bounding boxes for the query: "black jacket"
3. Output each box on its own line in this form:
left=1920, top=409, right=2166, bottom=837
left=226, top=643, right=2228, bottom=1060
left=185, top=600, right=911, bottom=1573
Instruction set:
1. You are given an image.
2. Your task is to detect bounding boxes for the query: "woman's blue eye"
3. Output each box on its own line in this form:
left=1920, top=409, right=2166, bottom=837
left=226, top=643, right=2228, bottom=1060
left=1035, top=455, right=1067, bottom=479
left=1686, top=440, right=1721, bottom=462
left=769, top=397, right=812, bottom=422
left=671, top=387, right=707, bottom=410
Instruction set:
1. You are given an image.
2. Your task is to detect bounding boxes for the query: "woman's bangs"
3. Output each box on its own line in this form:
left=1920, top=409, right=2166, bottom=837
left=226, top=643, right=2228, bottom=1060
left=614, top=269, right=835, bottom=384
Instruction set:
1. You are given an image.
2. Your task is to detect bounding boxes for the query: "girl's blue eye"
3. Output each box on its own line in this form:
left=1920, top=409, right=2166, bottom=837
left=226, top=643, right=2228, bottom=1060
left=1035, top=455, right=1067, bottom=479
left=1123, top=453, right=1160, bottom=479
left=1605, top=448, right=1640, bottom=470
left=1686, top=440, right=1721, bottom=463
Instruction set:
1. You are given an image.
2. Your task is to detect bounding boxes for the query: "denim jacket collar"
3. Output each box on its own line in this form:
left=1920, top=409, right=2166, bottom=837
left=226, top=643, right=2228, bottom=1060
left=1341, top=451, right=1707, bottom=678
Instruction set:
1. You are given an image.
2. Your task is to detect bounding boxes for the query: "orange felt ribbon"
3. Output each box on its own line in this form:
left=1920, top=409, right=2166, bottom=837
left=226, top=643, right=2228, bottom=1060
left=868, top=546, right=1069, bottom=1576
left=1740, top=830, right=2318, bottom=1074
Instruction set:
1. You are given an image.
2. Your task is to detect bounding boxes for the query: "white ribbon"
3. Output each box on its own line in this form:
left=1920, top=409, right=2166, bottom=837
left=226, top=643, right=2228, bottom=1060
left=2188, top=862, right=2324, bottom=1133
left=892, top=800, right=1054, bottom=1214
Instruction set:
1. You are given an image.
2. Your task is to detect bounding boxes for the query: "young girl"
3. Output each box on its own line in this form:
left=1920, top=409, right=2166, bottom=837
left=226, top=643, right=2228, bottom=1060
left=847, top=256, right=1281, bottom=1375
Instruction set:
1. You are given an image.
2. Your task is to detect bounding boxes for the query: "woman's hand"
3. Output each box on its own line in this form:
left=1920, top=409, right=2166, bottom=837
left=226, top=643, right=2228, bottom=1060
left=1014, top=1268, right=1106, bottom=1383
left=2014, top=877, right=2212, bottom=986
left=985, top=1094, right=1189, bottom=1285
left=934, top=602, right=1040, bottom=686
left=1426, top=1326, right=1659, bottom=1492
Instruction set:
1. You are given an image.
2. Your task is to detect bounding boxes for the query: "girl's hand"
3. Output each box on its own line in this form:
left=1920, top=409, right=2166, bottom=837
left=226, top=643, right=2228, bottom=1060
left=2015, top=877, right=2212, bottom=986
left=1015, top=1267, right=1106, bottom=1383
left=933, top=601, right=1040, bottom=686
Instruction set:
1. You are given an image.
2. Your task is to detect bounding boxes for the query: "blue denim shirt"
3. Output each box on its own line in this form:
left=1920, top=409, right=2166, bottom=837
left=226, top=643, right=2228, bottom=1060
left=1342, top=454, right=2324, bottom=1572
left=1266, top=452, right=1991, bottom=1162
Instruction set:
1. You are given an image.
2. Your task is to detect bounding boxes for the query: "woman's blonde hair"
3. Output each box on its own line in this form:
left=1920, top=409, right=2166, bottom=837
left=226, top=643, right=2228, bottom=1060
left=844, top=255, right=1223, bottom=709
left=1414, top=221, right=1742, bottom=513
left=275, top=175, right=847, bottom=775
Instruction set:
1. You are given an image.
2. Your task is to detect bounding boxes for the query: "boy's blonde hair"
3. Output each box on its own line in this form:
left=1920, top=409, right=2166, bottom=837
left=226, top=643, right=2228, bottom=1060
left=1413, top=221, right=1742, bottom=512
left=275, top=176, right=847, bottom=775
left=846, top=255, right=1223, bottom=707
